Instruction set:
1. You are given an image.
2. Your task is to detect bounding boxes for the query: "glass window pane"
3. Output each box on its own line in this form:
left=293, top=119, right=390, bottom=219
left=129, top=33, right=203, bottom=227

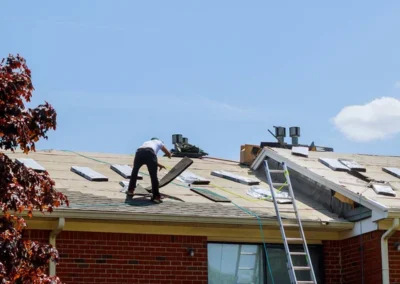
left=239, top=255, right=256, bottom=269
left=208, top=243, right=265, bottom=284
left=266, top=245, right=324, bottom=284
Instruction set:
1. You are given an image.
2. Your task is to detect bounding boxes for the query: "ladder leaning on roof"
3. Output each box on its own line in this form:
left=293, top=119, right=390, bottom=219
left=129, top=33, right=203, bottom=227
left=263, top=160, right=317, bottom=284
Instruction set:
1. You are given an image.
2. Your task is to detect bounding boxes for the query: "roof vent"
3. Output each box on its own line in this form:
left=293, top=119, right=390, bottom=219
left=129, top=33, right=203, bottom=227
left=274, top=126, right=286, bottom=144
left=172, top=134, right=183, bottom=144
left=170, top=134, right=208, bottom=158
left=289, top=127, right=300, bottom=145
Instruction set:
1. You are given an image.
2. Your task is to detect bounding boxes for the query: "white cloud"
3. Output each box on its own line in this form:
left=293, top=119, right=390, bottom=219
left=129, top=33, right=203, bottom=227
left=332, top=97, right=400, bottom=142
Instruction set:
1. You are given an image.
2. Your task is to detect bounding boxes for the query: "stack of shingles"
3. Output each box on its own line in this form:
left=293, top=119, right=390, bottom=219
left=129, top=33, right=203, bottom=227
left=318, top=157, right=399, bottom=197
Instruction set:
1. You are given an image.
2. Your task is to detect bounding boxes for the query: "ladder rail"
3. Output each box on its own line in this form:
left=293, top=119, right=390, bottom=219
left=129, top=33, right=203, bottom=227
left=282, top=162, right=317, bottom=284
left=264, top=160, right=298, bottom=283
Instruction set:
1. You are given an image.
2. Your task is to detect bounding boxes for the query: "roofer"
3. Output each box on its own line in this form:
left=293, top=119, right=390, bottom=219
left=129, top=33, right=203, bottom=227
left=127, top=138, right=172, bottom=203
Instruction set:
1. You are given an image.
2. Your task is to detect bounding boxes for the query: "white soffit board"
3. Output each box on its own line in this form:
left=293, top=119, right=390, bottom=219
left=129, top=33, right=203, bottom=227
left=291, top=146, right=309, bottom=158
left=211, top=170, right=259, bottom=185
left=71, top=166, right=108, bottom=181
left=383, top=167, right=400, bottom=179
left=177, top=170, right=210, bottom=185
left=16, top=158, right=46, bottom=172
left=371, top=183, right=396, bottom=197
left=338, top=159, right=366, bottom=172
left=110, top=164, right=142, bottom=180
left=318, top=158, right=350, bottom=172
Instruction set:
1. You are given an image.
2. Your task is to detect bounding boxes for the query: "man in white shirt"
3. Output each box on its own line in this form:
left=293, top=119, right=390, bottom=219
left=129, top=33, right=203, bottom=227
left=127, top=138, right=172, bottom=203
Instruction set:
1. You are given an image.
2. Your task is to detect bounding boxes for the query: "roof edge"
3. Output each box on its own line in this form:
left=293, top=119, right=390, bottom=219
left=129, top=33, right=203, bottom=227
left=29, top=208, right=352, bottom=230
left=256, top=147, right=388, bottom=214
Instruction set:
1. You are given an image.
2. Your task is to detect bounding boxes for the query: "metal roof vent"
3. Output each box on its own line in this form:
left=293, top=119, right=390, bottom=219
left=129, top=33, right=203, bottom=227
left=274, top=126, right=286, bottom=144
left=289, top=126, right=300, bottom=145
left=172, top=134, right=183, bottom=144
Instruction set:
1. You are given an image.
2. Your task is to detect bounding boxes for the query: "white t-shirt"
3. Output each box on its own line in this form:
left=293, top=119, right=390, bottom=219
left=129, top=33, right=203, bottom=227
left=138, top=140, right=164, bottom=154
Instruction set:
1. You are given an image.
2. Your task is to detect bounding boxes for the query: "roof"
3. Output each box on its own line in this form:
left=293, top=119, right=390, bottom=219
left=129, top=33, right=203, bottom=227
left=4, top=149, right=348, bottom=228
left=262, top=147, right=400, bottom=215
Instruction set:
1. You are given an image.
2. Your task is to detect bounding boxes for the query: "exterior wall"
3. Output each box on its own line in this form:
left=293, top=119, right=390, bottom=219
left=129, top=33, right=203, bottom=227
left=26, top=230, right=208, bottom=284
left=323, top=230, right=400, bottom=284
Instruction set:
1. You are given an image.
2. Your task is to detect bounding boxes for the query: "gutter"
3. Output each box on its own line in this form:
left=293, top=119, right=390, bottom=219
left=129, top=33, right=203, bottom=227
left=381, top=218, right=399, bottom=284
left=254, top=147, right=388, bottom=214
left=49, top=217, right=65, bottom=276
left=32, top=208, right=352, bottom=230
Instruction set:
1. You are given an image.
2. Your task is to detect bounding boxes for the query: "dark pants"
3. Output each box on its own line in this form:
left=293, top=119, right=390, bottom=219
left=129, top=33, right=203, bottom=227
left=128, top=148, right=160, bottom=197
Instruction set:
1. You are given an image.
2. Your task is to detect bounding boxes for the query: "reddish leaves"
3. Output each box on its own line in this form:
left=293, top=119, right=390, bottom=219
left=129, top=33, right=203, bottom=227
left=0, top=54, right=68, bottom=283
left=0, top=54, right=57, bottom=154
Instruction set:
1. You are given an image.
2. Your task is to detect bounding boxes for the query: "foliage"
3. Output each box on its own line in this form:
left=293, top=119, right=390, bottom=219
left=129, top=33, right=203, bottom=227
left=0, top=54, right=69, bottom=283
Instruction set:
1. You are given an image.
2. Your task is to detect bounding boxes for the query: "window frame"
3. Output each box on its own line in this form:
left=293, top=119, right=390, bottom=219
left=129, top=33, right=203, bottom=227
left=207, top=241, right=324, bottom=284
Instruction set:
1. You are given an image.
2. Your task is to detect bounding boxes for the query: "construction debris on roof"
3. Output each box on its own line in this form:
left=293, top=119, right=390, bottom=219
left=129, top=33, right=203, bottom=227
left=383, top=167, right=400, bottom=179
left=247, top=186, right=292, bottom=204
left=371, top=183, right=396, bottom=197
left=338, top=159, right=366, bottom=172
left=71, top=166, right=108, bottom=181
left=16, top=158, right=46, bottom=172
left=291, top=146, right=309, bottom=158
left=318, top=158, right=349, bottom=172
left=190, top=187, right=230, bottom=202
left=177, top=170, right=210, bottom=185
left=211, top=170, right=259, bottom=185
left=110, top=164, right=143, bottom=180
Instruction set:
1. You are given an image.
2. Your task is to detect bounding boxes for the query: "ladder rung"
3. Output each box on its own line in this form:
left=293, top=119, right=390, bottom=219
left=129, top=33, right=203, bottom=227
left=272, top=183, right=288, bottom=187
left=238, top=267, right=255, bottom=270
left=290, top=252, right=306, bottom=256
left=269, top=170, right=285, bottom=173
left=293, top=266, right=311, bottom=271
left=283, top=223, right=299, bottom=227
left=297, top=282, right=315, bottom=284
left=240, top=252, right=257, bottom=255
left=286, top=238, right=303, bottom=242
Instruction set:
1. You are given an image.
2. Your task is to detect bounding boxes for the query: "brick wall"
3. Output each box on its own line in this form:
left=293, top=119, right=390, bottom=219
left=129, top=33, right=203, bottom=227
left=26, top=230, right=208, bottom=284
left=323, top=230, right=400, bottom=284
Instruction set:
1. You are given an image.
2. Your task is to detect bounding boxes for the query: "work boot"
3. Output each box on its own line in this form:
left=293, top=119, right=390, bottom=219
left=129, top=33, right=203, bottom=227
left=152, top=195, right=163, bottom=204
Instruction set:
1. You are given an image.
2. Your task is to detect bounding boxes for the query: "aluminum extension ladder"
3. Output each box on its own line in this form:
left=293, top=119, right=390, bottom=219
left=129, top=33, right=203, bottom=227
left=263, top=160, right=317, bottom=284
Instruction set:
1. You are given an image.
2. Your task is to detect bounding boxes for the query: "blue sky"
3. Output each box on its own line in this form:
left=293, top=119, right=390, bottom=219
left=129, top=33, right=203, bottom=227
left=2, top=0, right=400, bottom=160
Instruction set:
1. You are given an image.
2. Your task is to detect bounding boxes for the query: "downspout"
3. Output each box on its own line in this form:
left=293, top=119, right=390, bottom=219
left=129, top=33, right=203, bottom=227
left=381, top=218, right=399, bottom=284
left=49, top=217, right=65, bottom=276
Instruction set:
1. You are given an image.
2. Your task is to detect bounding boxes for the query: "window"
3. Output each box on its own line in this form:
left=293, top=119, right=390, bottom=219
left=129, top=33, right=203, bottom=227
left=208, top=243, right=264, bottom=284
left=208, top=243, right=324, bottom=284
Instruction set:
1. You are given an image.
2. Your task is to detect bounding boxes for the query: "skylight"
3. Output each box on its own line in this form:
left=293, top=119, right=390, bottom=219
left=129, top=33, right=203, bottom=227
left=70, top=166, right=108, bottom=181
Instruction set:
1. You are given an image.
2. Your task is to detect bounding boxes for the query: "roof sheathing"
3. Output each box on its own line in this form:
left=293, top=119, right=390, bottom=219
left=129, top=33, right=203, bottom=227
left=3, top=149, right=348, bottom=226
left=261, top=147, right=399, bottom=215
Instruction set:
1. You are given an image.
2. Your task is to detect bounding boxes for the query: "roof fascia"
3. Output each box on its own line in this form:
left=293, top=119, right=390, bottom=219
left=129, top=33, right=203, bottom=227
left=28, top=208, right=352, bottom=230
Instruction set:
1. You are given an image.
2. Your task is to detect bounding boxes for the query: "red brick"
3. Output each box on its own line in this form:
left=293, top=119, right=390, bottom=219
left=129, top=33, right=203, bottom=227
left=323, top=230, right=400, bottom=284
left=26, top=230, right=207, bottom=284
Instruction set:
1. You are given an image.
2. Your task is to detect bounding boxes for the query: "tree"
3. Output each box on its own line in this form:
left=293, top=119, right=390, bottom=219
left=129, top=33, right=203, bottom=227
left=0, top=54, right=69, bottom=283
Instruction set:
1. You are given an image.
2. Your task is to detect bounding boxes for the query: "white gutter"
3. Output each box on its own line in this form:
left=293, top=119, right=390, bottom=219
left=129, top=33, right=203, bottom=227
left=29, top=209, right=352, bottom=230
left=381, top=218, right=399, bottom=284
left=49, top=217, right=65, bottom=276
